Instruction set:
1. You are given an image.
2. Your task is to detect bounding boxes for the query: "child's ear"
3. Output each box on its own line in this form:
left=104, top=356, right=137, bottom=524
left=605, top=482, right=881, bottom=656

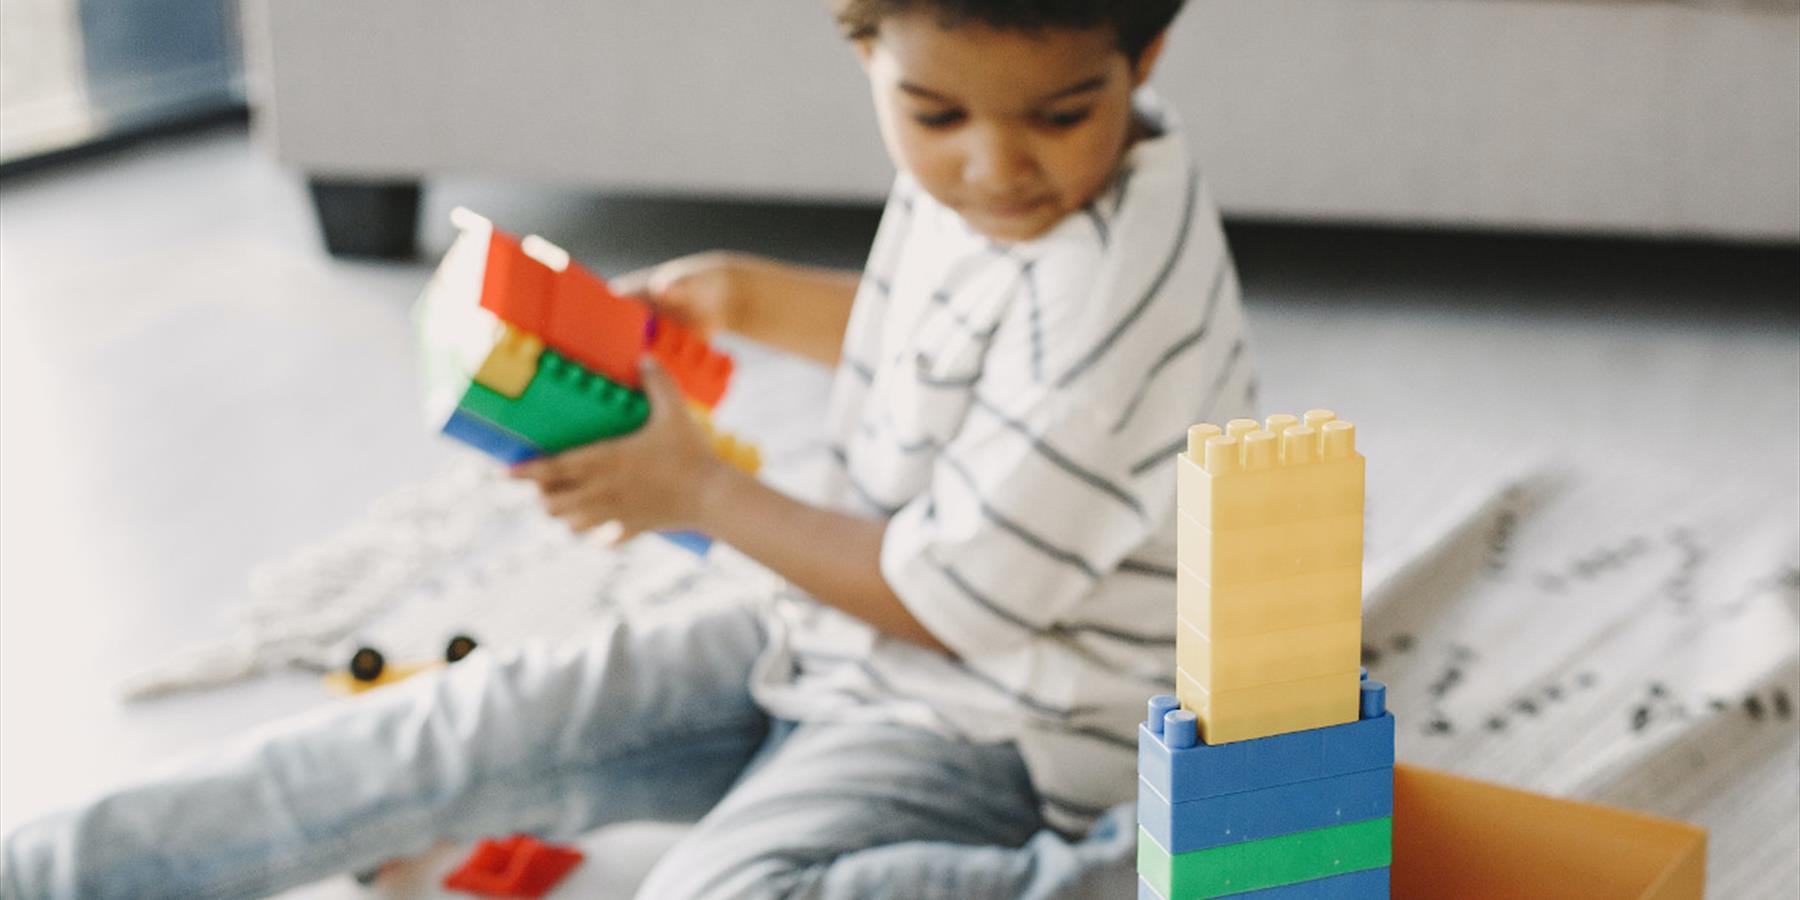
left=1131, top=31, right=1169, bottom=87
left=852, top=37, right=876, bottom=72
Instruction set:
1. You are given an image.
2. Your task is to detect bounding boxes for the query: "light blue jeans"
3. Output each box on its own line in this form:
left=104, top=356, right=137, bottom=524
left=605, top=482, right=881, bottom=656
left=0, top=603, right=1137, bottom=899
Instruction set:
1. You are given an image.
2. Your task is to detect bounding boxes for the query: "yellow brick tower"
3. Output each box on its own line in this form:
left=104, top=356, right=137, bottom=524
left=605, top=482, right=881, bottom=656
left=1174, top=410, right=1365, bottom=744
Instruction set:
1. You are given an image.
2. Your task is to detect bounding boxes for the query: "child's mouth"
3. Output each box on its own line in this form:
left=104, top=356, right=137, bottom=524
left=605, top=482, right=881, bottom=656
left=980, top=197, right=1048, bottom=219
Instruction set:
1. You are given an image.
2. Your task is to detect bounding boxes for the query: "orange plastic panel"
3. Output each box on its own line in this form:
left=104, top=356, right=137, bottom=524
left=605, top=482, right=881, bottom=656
left=1392, top=764, right=1706, bottom=900
left=650, top=316, right=733, bottom=408
left=478, top=231, right=554, bottom=336
left=543, top=263, right=652, bottom=388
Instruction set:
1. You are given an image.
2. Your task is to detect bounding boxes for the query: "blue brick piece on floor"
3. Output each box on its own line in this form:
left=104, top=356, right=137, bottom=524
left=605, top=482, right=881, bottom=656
left=1138, top=867, right=1390, bottom=900
left=1138, top=767, right=1394, bottom=854
left=443, top=408, right=542, bottom=465
left=1139, top=714, right=1394, bottom=803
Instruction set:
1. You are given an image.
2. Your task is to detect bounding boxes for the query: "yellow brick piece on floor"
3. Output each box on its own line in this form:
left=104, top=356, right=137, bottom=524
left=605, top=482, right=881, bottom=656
left=1176, top=667, right=1361, bottom=744
left=1177, top=615, right=1361, bottom=691
left=1177, top=563, right=1363, bottom=637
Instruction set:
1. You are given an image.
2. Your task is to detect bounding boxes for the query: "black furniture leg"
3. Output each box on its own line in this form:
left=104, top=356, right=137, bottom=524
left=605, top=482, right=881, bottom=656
left=306, top=176, right=422, bottom=259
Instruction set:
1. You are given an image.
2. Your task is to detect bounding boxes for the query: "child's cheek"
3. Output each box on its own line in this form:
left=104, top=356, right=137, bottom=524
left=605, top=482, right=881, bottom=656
left=1057, top=129, right=1122, bottom=208
left=898, top=129, right=960, bottom=198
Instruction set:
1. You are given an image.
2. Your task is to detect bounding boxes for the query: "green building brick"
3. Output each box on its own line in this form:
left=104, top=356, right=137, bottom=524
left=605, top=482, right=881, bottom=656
left=456, top=349, right=649, bottom=453
left=1137, top=817, right=1391, bottom=900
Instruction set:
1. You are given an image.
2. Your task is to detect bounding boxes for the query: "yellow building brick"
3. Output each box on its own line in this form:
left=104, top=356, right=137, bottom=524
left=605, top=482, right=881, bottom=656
left=1177, top=615, right=1362, bottom=690
left=471, top=324, right=545, bottom=399
left=1176, top=428, right=1364, bottom=531
left=1177, top=563, right=1362, bottom=637
left=1176, top=666, right=1360, bottom=744
left=1177, top=509, right=1364, bottom=586
left=1172, top=410, right=1368, bottom=743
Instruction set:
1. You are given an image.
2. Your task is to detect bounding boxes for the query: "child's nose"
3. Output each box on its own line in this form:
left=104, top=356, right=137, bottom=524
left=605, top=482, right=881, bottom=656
left=962, top=125, right=1035, bottom=193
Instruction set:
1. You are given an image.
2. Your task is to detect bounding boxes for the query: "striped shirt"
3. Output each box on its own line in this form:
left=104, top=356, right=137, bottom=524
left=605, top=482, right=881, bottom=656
left=749, top=97, right=1256, bottom=833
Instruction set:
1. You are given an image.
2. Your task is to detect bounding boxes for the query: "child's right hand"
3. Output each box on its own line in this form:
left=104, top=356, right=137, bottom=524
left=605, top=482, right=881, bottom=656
left=611, top=251, right=747, bottom=341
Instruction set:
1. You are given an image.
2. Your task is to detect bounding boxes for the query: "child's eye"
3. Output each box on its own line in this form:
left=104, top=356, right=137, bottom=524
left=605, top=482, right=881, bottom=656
left=1040, top=109, right=1092, bottom=129
left=913, top=109, right=966, bottom=129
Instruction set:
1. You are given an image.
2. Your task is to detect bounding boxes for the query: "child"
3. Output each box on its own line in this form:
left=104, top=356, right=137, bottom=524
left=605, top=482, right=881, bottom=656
left=1, top=1, right=1253, bottom=897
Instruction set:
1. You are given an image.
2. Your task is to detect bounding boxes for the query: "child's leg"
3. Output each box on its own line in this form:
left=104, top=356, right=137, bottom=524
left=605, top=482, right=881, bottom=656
left=0, top=604, right=772, bottom=900
left=634, top=721, right=1138, bottom=900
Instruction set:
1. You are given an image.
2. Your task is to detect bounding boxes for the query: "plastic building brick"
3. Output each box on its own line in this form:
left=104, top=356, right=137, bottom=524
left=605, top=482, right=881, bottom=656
left=492, top=228, right=652, bottom=389
left=543, top=257, right=653, bottom=389
left=476, top=229, right=556, bottom=336
left=451, top=208, right=675, bottom=392
left=1175, top=419, right=1363, bottom=532
left=1138, top=766, right=1393, bottom=854
left=443, top=834, right=584, bottom=898
left=1137, top=868, right=1389, bottom=900
left=1177, top=616, right=1361, bottom=691
left=660, top=531, right=715, bottom=554
left=456, top=350, right=650, bottom=454
left=1175, top=510, right=1363, bottom=585
left=472, top=325, right=546, bottom=399
left=1178, top=565, right=1362, bottom=639
left=1139, top=696, right=1393, bottom=804
left=694, top=408, right=763, bottom=474
left=1138, top=408, right=1391, bottom=900
left=442, top=408, right=542, bottom=465
left=1136, top=818, right=1392, bottom=900
left=1175, top=412, right=1366, bottom=744
left=1176, top=668, right=1360, bottom=746
left=649, top=316, right=733, bottom=409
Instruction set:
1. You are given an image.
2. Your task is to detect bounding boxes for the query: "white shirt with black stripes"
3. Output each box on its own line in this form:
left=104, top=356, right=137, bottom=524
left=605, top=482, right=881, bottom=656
left=749, top=97, right=1256, bottom=834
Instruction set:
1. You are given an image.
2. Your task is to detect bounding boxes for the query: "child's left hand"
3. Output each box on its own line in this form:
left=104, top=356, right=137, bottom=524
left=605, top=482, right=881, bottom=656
left=508, top=357, right=724, bottom=541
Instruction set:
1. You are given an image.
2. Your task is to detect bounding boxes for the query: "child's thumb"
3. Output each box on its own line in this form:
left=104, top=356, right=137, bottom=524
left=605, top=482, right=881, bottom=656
left=640, top=355, right=687, bottom=408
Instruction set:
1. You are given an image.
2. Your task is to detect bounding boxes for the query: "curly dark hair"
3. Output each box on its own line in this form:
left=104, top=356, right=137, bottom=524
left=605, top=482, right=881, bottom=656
left=829, top=0, right=1185, bottom=63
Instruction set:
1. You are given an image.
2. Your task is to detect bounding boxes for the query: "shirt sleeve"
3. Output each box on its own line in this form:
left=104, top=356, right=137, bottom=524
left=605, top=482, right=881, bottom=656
left=879, top=251, right=1184, bottom=659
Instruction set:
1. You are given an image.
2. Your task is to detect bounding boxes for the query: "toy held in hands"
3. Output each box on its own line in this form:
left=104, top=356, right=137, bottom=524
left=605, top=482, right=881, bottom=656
left=414, top=208, right=758, bottom=551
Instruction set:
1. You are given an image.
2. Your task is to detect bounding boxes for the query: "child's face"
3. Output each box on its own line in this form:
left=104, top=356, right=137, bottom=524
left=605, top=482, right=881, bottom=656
left=856, top=13, right=1163, bottom=243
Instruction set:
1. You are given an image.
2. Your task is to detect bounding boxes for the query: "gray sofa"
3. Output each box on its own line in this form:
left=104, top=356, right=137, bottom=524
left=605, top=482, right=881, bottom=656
left=243, top=0, right=1800, bottom=254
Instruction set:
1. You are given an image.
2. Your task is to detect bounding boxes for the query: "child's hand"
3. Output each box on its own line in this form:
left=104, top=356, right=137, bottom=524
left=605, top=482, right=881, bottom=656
left=611, top=251, right=745, bottom=341
left=508, top=357, right=726, bottom=540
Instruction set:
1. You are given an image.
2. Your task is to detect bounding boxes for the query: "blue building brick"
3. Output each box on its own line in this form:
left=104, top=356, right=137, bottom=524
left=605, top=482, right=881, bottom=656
left=1138, top=767, right=1393, bottom=853
left=1138, top=713, right=1395, bottom=804
left=443, top=408, right=542, bottom=464
left=1137, top=867, right=1389, bottom=900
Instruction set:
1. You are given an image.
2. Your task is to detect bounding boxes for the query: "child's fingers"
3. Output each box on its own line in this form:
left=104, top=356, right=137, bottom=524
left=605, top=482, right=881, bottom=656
left=638, top=357, right=687, bottom=415
left=609, top=266, right=655, bottom=299
left=512, top=441, right=618, bottom=485
left=546, top=490, right=613, bottom=526
left=507, top=456, right=552, bottom=481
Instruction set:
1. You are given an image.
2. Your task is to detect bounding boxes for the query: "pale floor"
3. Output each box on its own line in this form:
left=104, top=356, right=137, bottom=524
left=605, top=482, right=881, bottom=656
left=0, top=123, right=1795, bottom=895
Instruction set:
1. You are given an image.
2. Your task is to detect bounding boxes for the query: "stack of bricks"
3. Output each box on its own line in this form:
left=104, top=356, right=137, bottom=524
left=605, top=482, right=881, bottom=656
left=1138, top=411, right=1395, bottom=899
left=416, top=208, right=757, bottom=551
